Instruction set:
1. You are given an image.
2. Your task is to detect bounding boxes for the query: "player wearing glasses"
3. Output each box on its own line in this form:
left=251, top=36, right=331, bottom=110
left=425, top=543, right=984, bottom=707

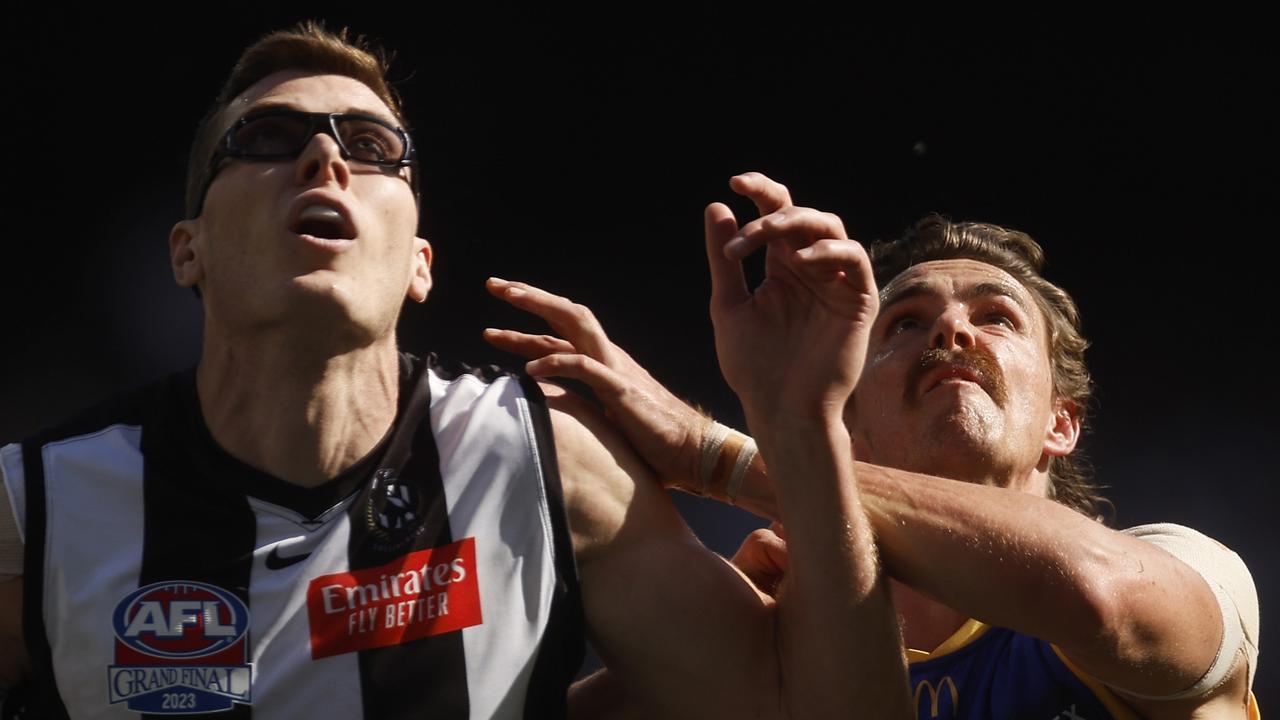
left=0, top=22, right=911, bottom=719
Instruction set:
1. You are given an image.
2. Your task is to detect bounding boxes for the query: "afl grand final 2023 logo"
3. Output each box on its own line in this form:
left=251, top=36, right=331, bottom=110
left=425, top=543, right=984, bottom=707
left=108, top=581, right=252, bottom=714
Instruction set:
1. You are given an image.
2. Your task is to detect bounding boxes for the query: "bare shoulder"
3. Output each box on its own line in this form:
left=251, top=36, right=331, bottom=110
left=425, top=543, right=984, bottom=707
left=539, top=383, right=690, bottom=564
left=0, top=577, right=27, bottom=686
left=0, top=466, right=27, bottom=686
left=1115, top=524, right=1259, bottom=719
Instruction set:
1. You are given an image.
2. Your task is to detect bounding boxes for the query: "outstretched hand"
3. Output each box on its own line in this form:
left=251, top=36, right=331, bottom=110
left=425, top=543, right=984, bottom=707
left=484, top=279, right=707, bottom=486
left=706, top=172, right=879, bottom=422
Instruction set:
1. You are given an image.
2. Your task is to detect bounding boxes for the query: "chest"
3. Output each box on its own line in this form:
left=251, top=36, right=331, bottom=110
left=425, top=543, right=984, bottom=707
left=908, top=629, right=1117, bottom=720
left=27, top=373, right=576, bottom=719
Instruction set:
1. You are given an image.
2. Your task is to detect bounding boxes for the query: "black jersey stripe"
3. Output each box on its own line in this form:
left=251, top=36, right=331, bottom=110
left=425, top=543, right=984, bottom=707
left=138, top=438, right=257, bottom=719
left=517, top=377, right=585, bottom=719
left=350, top=355, right=470, bottom=720
left=11, top=354, right=577, bottom=718
left=15, top=438, right=71, bottom=720
left=124, top=366, right=259, bottom=719
left=12, top=388, right=160, bottom=720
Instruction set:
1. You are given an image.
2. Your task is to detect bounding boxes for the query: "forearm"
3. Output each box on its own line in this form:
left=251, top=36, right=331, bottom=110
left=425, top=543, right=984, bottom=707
left=550, top=389, right=783, bottom=719
left=852, top=462, right=1222, bottom=697
left=579, top=542, right=779, bottom=718
left=701, top=442, right=1224, bottom=697
left=856, top=463, right=1120, bottom=630
left=669, top=418, right=779, bottom=519
left=746, top=412, right=909, bottom=718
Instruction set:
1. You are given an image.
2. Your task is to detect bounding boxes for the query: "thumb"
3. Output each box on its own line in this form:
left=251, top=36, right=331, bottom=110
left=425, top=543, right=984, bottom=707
left=705, top=202, right=748, bottom=313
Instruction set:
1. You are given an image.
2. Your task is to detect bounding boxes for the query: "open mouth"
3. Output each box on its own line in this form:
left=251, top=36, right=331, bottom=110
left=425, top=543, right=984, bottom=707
left=925, top=364, right=985, bottom=393
left=905, top=348, right=1010, bottom=408
left=291, top=204, right=355, bottom=241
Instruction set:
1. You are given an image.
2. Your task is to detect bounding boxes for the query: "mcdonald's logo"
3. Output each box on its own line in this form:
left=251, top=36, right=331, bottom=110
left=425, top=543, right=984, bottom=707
left=912, top=675, right=959, bottom=718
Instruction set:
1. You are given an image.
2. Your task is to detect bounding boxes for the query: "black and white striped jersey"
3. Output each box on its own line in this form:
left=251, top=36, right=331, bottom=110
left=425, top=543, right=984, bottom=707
left=0, top=354, right=583, bottom=719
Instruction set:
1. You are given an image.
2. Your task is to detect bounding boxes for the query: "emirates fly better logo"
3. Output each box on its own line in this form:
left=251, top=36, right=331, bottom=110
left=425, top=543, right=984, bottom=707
left=306, top=537, right=483, bottom=658
left=108, top=581, right=252, bottom=713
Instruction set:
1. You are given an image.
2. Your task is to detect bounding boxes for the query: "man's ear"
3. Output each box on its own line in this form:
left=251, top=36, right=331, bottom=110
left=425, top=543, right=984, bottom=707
left=1043, top=398, right=1081, bottom=457
left=407, top=237, right=433, bottom=303
left=169, top=220, right=204, bottom=288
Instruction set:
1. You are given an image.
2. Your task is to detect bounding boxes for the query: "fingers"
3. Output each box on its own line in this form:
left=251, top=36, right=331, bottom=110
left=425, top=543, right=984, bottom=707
left=484, top=279, right=638, bottom=402
left=732, top=526, right=790, bottom=595
left=791, top=238, right=877, bottom=299
left=729, top=172, right=793, bottom=216
left=704, top=203, right=749, bottom=312
left=724, top=206, right=848, bottom=261
left=524, top=353, right=629, bottom=400
left=486, top=277, right=612, bottom=359
left=482, top=328, right=577, bottom=359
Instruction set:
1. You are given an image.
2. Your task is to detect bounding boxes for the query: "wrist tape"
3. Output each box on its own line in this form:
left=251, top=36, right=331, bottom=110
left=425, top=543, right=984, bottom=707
left=698, top=421, right=757, bottom=503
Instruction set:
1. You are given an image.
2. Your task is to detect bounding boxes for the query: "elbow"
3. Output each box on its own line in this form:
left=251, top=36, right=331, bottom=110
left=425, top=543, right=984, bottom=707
left=1059, top=545, right=1185, bottom=669
left=1039, top=541, right=1139, bottom=653
left=1070, top=564, right=1133, bottom=653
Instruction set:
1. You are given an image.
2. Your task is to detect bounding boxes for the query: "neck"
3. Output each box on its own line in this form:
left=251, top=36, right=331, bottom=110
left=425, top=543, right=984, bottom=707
left=196, top=329, right=401, bottom=487
left=891, top=580, right=969, bottom=653
left=910, top=461, right=1049, bottom=495
left=859, top=436, right=1049, bottom=496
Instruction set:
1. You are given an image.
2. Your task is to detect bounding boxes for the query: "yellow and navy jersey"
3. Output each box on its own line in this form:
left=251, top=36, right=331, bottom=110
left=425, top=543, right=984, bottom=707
left=909, top=620, right=1262, bottom=720
left=908, top=620, right=1134, bottom=720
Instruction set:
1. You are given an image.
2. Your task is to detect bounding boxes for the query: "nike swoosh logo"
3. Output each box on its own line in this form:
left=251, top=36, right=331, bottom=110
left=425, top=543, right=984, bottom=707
left=266, top=546, right=312, bottom=570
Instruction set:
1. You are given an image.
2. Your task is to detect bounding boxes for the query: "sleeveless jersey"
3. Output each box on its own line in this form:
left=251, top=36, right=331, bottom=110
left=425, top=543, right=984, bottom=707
left=0, top=354, right=583, bottom=719
left=907, top=620, right=1133, bottom=720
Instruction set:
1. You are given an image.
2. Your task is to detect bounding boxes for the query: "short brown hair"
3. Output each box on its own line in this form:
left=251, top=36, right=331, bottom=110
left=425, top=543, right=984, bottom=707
left=184, top=20, right=406, bottom=218
left=869, top=215, right=1107, bottom=519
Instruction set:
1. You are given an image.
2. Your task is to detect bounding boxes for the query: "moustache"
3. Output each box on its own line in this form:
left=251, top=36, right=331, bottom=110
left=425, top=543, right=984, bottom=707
left=904, top=347, right=1009, bottom=407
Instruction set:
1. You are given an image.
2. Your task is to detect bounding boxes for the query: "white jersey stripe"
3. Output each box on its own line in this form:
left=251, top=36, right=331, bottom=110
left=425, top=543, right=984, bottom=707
left=42, top=424, right=145, bottom=719
left=431, top=370, right=557, bottom=720
left=7, top=356, right=581, bottom=718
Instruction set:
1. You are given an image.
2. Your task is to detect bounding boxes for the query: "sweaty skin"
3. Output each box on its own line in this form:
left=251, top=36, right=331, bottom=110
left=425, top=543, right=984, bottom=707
left=485, top=173, right=1253, bottom=719
left=0, top=85, right=910, bottom=718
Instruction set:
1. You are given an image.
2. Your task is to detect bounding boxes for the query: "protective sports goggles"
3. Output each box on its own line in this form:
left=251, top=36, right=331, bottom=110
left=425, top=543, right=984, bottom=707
left=191, top=109, right=418, bottom=218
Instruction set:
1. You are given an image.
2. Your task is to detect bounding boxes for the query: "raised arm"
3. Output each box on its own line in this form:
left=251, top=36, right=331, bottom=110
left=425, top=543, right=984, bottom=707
left=491, top=295, right=1254, bottom=718
left=484, top=175, right=1256, bottom=717
left=534, top=359, right=1254, bottom=718
left=524, top=174, right=912, bottom=718
left=550, top=376, right=913, bottom=717
left=701, top=174, right=909, bottom=717
left=546, top=383, right=780, bottom=718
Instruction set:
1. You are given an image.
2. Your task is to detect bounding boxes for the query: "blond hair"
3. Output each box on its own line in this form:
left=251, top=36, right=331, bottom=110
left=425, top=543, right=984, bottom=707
left=184, top=20, right=406, bottom=218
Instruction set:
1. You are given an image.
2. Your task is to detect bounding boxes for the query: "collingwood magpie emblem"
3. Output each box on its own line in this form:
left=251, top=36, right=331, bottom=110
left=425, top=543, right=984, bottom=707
left=366, top=468, right=427, bottom=551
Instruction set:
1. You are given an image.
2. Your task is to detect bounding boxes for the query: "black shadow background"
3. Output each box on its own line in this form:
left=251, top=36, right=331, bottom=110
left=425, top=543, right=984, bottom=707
left=5, top=8, right=1275, bottom=706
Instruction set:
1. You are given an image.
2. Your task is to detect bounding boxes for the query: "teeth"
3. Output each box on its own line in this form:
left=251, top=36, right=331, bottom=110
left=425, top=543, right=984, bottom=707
left=299, top=205, right=345, bottom=223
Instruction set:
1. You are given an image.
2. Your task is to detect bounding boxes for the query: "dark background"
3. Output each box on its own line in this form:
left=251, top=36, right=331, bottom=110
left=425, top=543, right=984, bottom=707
left=5, top=8, right=1275, bottom=706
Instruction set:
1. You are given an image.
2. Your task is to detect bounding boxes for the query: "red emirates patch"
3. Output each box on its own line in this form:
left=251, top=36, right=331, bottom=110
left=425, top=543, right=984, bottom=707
left=306, top=538, right=482, bottom=659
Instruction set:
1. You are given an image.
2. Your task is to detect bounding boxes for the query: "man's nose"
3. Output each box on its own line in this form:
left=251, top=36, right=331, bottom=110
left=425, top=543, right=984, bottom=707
left=294, top=133, right=351, bottom=190
left=931, top=308, right=976, bottom=350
